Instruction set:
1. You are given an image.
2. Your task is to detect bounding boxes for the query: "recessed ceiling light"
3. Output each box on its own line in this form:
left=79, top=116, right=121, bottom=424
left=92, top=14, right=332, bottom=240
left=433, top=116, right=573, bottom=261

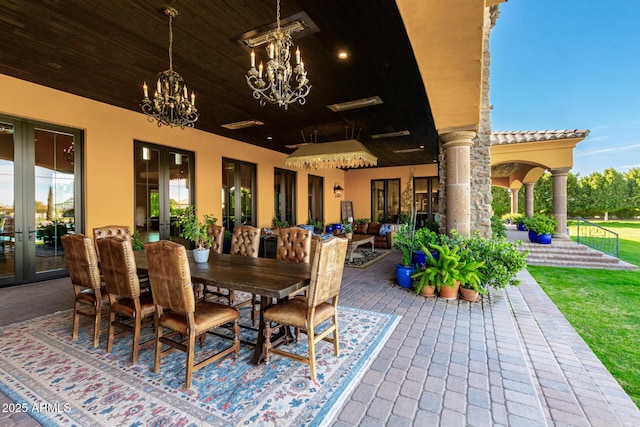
left=370, top=130, right=410, bottom=139
left=267, top=136, right=273, bottom=140
left=392, top=147, right=424, bottom=154
left=221, top=120, right=264, bottom=130
left=338, top=51, right=348, bottom=59
left=327, top=96, right=383, bottom=112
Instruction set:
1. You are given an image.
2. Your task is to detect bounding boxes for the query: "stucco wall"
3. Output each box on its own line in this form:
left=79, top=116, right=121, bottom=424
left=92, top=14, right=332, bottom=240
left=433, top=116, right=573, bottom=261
left=0, top=74, right=346, bottom=232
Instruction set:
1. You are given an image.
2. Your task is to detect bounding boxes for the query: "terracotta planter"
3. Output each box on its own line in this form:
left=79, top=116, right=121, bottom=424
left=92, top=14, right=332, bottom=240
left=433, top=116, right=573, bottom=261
left=459, top=287, right=479, bottom=302
left=419, top=285, right=436, bottom=298
left=438, top=281, right=460, bottom=300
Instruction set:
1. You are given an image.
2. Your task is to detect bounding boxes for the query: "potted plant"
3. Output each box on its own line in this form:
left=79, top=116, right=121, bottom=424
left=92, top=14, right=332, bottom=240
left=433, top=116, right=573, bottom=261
left=176, top=205, right=217, bottom=263
left=529, top=214, right=557, bottom=244
left=453, top=230, right=528, bottom=291
left=412, top=227, right=438, bottom=267
left=393, top=223, right=416, bottom=289
left=513, top=213, right=527, bottom=231
left=343, top=223, right=353, bottom=239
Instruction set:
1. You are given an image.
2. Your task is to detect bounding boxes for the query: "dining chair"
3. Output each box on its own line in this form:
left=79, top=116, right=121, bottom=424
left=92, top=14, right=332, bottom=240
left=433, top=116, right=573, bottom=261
left=97, top=236, right=156, bottom=364
left=263, top=236, right=348, bottom=380
left=94, top=225, right=149, bottom=286
left=207, top=224, right=225, bottom=255
left=60, top=233, right=108, bottom=348
left=144, top=240, right=240, bottom=390
left=276, top=227, right=313, bottom=263
left=229, top=225, right=261, bottom=323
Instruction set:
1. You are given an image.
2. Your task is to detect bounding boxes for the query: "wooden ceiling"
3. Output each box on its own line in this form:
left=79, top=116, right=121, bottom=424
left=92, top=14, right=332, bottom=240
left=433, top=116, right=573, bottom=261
left=0, top=0, right=439, bottom=168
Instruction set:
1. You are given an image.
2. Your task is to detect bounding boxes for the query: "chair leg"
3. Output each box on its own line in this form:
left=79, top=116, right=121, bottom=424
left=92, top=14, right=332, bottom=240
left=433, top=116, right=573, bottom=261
left=106, top=310, right=116, bottom=353
left=153, top=324, right=163, bottom=374
left=232, top=319, right=240, bottom=358
left=185, top=332, right=196, bottom=390
left=308, top=327, right=317, bottom=381
left=131, top=314, right=141, bottom=364
left=72, top=301, right=80, bottom=341
left=251, top=294, right=260, bottom=327
left=263, top=321, right=273, bottom=364
left=333, top=315, right=340, bottom=357
left=93, top=303, right=101, bottom=348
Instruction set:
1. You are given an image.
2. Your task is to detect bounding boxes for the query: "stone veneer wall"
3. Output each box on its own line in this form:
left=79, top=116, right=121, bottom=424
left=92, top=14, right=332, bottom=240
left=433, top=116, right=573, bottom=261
left=438, top=6, right=495, bottom=238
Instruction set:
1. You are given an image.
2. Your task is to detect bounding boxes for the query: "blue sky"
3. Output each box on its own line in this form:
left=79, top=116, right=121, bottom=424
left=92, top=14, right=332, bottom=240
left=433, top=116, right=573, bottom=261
left=490, top=0, right=640, bottom=177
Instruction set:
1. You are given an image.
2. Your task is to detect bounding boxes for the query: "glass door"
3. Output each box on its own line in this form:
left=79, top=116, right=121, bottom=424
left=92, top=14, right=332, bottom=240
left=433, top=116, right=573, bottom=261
left=222, top=158, right=256, bottom=233
left=0, top=118, right=82, bottom=286
left=134, top=141, right=193, bottom=244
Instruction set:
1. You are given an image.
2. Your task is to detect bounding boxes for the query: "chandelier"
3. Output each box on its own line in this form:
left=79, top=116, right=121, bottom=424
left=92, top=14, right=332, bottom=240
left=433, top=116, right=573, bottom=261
left=141, top=7, right=198, bottom=129
left=285, top=140, right=378, bottom=169
left=63, top=143, right=74, bottom=164
left=246, top=0, right=311, bottom=109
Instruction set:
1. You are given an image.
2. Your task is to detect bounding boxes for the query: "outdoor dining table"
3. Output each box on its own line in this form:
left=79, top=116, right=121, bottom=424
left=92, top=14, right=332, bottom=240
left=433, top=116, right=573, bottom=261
left=134, top=250, right=312, bottom=364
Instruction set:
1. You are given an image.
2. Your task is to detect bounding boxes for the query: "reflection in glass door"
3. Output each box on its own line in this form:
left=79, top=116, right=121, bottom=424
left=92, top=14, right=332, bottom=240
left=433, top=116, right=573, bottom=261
left=134, top=142, right=193, bottom=245
left=0, top=118, right=82, bottom=286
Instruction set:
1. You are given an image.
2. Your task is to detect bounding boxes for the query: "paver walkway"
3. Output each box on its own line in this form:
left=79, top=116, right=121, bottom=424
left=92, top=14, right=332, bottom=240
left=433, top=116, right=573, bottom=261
left=1, top=246, right=639, bottom=426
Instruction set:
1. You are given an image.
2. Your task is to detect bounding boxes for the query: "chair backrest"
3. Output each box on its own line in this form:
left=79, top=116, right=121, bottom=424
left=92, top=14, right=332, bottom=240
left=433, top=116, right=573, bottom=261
left=60, top=233, right=101, bottom=291
left=207, top=224, right=225, bottom=255
left=96, top=237, right=140, bottom=299
left=93, top=225, right=131, bottom=262
left=230, top=225, right=260, bottom=257
left=276, top=227, right=313, bottom=263
left=307, top=237, right=349, bottom=308
left=144, top=240, right=195, bottom=314
left=2, top=217, right=14, bottom=233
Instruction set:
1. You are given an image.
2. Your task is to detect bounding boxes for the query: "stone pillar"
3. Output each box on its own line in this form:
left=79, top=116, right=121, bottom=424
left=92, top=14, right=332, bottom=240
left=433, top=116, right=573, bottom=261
left=551, top=168, right=570, bottom=239
left=440, top=131, right=475, bottom=236
left=524, top=183, right=534, bottom=217
left=510, top=188, right=519, bottom=215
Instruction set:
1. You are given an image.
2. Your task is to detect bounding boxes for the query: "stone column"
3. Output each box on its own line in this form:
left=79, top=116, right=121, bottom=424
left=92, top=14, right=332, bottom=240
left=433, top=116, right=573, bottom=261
left=440, top=131, right=475, bottom=236
left=510, top=188, right=519, bottom=215
left=524, top=183, right=534, bottom=217
left=551, top=168, right=570, bottom=239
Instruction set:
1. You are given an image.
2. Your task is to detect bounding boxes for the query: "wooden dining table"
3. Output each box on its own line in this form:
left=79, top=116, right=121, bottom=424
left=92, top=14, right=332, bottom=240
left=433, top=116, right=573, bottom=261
left=134, top=251, right=312, bottom=364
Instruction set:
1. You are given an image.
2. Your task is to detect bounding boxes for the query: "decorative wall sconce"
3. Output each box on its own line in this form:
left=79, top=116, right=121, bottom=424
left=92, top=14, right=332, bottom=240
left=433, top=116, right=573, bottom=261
left=333, top=183, right=344, bottom=198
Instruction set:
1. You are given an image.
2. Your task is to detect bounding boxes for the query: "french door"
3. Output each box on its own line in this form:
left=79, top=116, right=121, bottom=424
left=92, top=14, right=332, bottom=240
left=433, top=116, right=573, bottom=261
left=134, top=141, right=194, bottom=244
left=222, top=158, right=256, bottom=233
left=0, top=117, right=82, bottom=286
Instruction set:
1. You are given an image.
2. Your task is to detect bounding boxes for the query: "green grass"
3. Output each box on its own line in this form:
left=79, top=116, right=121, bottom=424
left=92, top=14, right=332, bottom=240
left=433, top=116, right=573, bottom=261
left=528, top=220, right=640, bottom=408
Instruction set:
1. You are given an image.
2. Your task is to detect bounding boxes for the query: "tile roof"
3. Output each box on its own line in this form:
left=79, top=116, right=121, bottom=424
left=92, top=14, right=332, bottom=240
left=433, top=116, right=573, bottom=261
left=491, top=129, right=590, bottom=145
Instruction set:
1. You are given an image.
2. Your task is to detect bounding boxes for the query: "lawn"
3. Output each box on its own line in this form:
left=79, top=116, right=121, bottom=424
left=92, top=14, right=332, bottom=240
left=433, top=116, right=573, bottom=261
left=528, top=220, right=640, bottom=408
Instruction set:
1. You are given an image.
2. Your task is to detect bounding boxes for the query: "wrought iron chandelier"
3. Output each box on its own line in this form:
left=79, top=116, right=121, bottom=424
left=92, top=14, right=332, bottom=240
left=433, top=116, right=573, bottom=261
left=246, top=0, right=311, bottom=109
left=141, top=7, right=198, bottom=129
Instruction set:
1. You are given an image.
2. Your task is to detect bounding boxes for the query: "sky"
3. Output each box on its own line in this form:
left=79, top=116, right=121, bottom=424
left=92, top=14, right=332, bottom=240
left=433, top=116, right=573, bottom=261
left=490, top=0, right=640, bottom=177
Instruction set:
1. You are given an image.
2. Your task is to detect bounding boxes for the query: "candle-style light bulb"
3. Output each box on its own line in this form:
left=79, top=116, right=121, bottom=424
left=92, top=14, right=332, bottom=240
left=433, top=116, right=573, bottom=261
left=269, top=42, right=274, bottom=59
left=191, top=92, right=195, bottom=106
left=157, top=79, right=162, bottom=94
left=296, top=47, right=301, bottom=65
left=258, top=62, right=263, bottom=78
left=250, top=50, right=256, bottom=68
left=143, top=82, right=149, bottom=98
left=183, top=85, right=188, bottom=99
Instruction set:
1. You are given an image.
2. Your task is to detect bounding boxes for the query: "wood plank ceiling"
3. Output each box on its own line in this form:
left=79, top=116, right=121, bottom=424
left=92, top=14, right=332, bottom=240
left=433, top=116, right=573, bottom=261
left=0, top=0, right=439, bottom=168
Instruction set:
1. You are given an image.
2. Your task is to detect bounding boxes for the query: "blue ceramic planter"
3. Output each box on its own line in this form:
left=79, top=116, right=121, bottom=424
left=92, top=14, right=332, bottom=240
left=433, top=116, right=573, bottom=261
left=413, top=250, right=427, bottom=267
left=528, top=229, right=538, bottom=243
left=537, top=233, right=552, bottom=244
left=396, top=264, right=416, bottom=289
left=517, top=223, right=527, bottom=231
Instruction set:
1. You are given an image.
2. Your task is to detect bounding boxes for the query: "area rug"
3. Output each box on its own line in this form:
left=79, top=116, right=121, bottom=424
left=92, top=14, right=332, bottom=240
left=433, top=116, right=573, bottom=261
left=344, top=249, right=392, bottom=268
left=0, top=305, right=399, bottom=427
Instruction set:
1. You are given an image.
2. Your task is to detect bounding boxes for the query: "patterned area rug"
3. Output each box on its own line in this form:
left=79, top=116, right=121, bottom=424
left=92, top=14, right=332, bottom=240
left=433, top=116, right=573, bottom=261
left=344, top=249, right=392, bottom=268
left=0, top=305, right=399, bottom=426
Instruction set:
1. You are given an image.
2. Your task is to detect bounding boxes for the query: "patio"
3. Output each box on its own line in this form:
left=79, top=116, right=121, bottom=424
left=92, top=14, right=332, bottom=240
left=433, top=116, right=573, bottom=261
left=1, top=246, right=639, bottom=426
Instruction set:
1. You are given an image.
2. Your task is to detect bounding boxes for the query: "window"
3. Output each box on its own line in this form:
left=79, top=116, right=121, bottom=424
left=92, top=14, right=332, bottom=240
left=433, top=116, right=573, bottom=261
left=308, top=175, right=324, bottom=225
left=274, top=168, right=296, bottom=226
left=371, top=179, right=400, bottom=223
left=414, top=176, right=439, bottom=228
left=222, top=158, right=256, bottom=232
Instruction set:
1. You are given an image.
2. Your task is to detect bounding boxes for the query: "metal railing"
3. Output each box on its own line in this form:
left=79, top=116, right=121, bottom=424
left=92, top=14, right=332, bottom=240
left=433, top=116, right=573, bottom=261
left=575, top=217, right=619, bottom=258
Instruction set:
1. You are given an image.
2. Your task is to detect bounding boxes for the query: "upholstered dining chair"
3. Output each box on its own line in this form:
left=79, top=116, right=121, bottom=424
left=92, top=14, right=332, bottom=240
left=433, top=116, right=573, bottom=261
left=97, top=237, right=156, bottom=364
left=276, top=227, right=313, bottom=263
left=93, top=225, right=149, bottom=285
left=263, top=236, right=349, bottom=380
left=60, top=233, right=108, bottom=348
left=201, top=224, right=228, bottom=302
left=228, top=225, right=261, bottom=323
left=144, top=240, right=240, bottom=390
left=207, top=224, right=225, bottom=255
